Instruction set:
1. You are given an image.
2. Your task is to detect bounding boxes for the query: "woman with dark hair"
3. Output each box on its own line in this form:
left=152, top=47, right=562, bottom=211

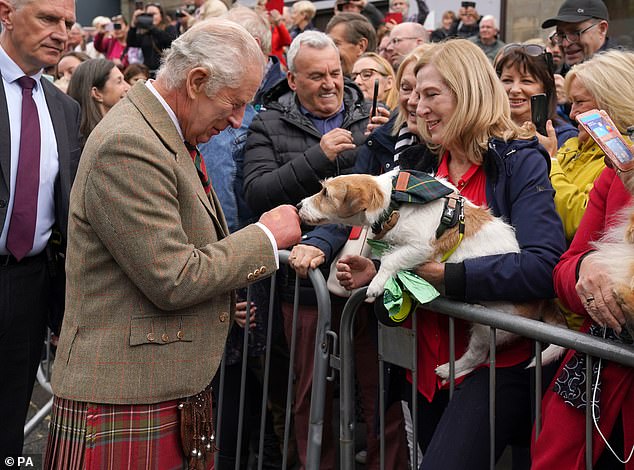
left=495, top=43, right=578, bottom=148
left=67, top=59, right=130, bottom=142
left=127, top=3, right=178, bottom=77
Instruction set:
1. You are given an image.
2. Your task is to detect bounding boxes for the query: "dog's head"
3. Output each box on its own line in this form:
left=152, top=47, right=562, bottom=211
left=298, top=173, right=391, bottom=226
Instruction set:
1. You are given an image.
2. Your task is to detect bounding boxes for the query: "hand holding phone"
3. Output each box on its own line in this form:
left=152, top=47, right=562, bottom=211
left=531, top=93, right=548, bottom=136
left=576, top=109, right=634, bottom=172
left=370, top=79, right=380, bottom=118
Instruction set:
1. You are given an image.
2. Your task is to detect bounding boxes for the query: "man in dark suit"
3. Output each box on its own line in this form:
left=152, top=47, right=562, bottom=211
left=0, top=0, right=82, bottom=460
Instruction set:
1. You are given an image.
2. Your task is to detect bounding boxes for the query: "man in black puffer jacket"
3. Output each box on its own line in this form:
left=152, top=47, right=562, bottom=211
left=243, top=31, right=409, bottom=470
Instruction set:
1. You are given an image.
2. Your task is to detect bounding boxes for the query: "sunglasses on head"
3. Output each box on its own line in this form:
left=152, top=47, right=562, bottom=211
left=501, top=43, right=555, bottom=75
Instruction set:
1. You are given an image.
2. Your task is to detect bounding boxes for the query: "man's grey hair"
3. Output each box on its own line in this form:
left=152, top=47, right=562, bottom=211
left=225, top=5, right=272, bottom=57
left=157, top=18, right=265, bottom=95
left=287, top=30, right=339, bottom=73
left=481, top=15, right=498, bottom=30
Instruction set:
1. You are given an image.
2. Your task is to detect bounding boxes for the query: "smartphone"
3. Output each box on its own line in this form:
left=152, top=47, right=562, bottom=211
left=530, top=93, right=548, bottom=136
left=576, top=109, right=634, bottom=172
left=370, top=79, right=379, bottom=118
left=113, top=23, right=122, bottom=30
left=135, top=1, right=144, bottom=10
left=105, top=22, right=114, bottom=32
left=461, top=1, right=476, bottom=8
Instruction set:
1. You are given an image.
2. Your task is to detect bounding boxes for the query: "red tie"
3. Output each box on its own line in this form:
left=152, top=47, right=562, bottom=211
left=7, top=76, right=40, bottom=261
left=184, top=141, right=211, bottom=195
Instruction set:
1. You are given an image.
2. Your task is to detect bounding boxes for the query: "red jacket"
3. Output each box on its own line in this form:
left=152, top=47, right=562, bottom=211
left=533, top=167, right=634, bottom=469
left=270, top=23, right=291, bottom=69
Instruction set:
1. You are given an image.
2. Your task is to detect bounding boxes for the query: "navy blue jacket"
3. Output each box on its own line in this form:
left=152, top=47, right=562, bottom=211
left=401, top=137, right=566, bottom=302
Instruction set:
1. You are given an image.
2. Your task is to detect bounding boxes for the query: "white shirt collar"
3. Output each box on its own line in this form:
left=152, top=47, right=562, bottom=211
left=0, top=43, right=44, bottom=90
left=145, top=79, right=184, bottom=142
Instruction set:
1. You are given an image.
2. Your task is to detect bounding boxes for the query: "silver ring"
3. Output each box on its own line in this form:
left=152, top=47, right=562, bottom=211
left=585, top=296, right=595, bottom=306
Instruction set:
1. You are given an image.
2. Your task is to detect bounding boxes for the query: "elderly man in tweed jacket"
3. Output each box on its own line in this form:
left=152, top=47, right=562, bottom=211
left=45, top=19, right=301, bottom=470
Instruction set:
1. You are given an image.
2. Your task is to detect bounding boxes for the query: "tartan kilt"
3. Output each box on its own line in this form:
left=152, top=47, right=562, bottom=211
left=44, top=396, right=211, bottom=470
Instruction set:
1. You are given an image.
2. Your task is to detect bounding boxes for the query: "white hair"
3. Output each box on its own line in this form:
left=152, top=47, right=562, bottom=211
left=225, top=5, right=272, bottom=56
left=157, top=18, right=265, bottom=95
left=286, top=30, right=339, bottom=73
left=480, top=15, right=498, bottom=30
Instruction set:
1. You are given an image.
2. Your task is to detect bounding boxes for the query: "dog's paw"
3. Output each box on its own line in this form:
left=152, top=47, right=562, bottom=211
left=435, top=363, right=450, bottom=380
left=366, top=278, right=385, bottom=300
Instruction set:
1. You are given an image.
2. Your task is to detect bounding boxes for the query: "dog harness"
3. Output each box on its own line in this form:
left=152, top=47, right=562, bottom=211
left=371, top=170, right=453, bottom=239
left=436, top=194, right=466, bottom=262
left=370, top=171, right=466, bottom=260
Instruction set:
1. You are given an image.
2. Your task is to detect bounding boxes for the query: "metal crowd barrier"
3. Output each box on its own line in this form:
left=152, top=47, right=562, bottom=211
left=213, top=250, right=332, bottom=470
left=337, top=288, right=634, bottom=470
left=25, top=250, right=334, bottom=470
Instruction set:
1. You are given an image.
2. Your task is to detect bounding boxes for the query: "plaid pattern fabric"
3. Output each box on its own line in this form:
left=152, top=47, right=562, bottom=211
left=391, top=170, right=454, bottom=204
left=185, top=142, right=212, bottom=195
left=45, top=396, right=196, bottom=470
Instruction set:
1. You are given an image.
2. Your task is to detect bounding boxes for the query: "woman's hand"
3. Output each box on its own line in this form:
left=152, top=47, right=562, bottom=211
left=536, top=119, right=558, bottom=158
left=131, top=9, right=144, bottom=27
left=576, top=252, right=627, bottom=332
left=234, top=300, right=256, bottom=329
left=289, top=244, right=326, bottom=278
left=336, top=255, right=376, bottom=290
left=414, top=261, right=445, bottom=292
left=365, top=106, right=390, bottom=135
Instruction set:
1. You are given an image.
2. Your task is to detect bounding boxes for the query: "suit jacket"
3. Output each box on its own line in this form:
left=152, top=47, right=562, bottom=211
left=51, top=82, right=277, bottom=405
left=0, top=76, right=82, bottom=247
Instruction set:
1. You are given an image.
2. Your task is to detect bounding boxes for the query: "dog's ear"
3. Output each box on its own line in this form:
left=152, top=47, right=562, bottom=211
left=339, top=179, right=384, bottom=218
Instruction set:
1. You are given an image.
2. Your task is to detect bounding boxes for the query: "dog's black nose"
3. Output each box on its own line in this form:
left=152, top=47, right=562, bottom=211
left=296, top=201, right=303, bottom=211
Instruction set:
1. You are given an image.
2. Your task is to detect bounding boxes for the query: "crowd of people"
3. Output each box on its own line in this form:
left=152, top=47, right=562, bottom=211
left=0, top=0, right=633, bottom=468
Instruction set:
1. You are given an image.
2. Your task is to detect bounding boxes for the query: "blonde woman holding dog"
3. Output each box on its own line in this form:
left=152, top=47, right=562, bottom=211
left=336, top=39, right=566, bottom=469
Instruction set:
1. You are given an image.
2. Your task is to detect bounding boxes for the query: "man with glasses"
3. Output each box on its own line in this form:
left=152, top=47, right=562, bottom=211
left=542, top=0, right=614, bottom=75
left=384, top=21, right=427, bottom=69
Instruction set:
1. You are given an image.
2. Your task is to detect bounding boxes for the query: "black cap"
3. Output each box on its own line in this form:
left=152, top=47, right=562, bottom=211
left=542, top=0, right=609, bottom=28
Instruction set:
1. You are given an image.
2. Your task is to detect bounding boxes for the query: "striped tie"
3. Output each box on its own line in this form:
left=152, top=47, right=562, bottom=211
left=184, top=142, right=211, bottom=195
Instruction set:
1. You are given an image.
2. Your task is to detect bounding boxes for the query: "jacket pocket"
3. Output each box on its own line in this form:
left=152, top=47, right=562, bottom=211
left=129, top=315, right=197, bottom=346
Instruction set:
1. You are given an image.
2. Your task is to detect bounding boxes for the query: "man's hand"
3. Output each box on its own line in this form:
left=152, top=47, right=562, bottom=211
left=320, top=128, right=356, bottom=161
left=234, top=300, right=256, bottom=329
left=336, top=255, right=376, bottom=290
left=289, top=244, right=326, bottom=278
left=554, top=74, right=567, bottom=105
left=258, top=205, right=302, bottom=249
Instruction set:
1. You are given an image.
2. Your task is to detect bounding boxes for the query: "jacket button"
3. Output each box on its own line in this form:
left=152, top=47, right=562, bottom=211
left=254, top=268, right=261, bottom=276
left=0, top=200, right=6, bottom=209
left=385, top=163, right=391, bottom=169
left=367, top=140, right=374, bottom=147
left=247, top=273, right=255, bottom=281
left=260, top=266, right=267, bottom=274
left=177, top=330, right=184, bottom=340
left=219, top=312, right=229, bottom=322
left=161, top=333, right=170, bottom=342
left=147, top=332, right=155, bottom=342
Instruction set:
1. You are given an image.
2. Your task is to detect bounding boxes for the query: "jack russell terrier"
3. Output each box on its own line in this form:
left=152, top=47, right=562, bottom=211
left=298, top=169, right=566, bottom=379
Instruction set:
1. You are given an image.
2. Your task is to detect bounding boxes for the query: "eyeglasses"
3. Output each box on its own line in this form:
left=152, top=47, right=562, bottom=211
left=500, top=43, right=555, bottom=74
left=351, top=68, right=386, bottom=81
left=389, top=36, right=418, bottom=46
left=550, top=22, right=599, bottom=45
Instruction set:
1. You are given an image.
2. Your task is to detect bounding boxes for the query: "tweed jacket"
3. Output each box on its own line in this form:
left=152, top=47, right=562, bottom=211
left=52, top=82, right=277, bottom=405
